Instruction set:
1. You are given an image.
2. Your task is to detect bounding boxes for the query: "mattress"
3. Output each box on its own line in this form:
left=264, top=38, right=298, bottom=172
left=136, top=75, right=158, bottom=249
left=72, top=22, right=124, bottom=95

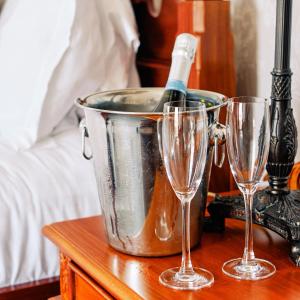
left=0, top=127, right=100, bottom=287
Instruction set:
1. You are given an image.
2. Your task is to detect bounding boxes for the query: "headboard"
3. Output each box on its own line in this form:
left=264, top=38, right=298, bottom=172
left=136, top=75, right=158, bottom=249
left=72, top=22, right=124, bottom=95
left=132, top=0, right=236, bottom=192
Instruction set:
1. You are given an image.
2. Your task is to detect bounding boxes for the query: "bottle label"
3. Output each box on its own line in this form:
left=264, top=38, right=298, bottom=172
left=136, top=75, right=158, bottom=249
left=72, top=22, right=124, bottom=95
left=165, top=80, right=186, bottom=95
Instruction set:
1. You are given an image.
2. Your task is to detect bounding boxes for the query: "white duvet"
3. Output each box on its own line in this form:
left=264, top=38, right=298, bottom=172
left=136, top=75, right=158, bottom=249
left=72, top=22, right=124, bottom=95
left=0, top=127, right=100, bottom=287
left=0, top=0, right=140, bottom=288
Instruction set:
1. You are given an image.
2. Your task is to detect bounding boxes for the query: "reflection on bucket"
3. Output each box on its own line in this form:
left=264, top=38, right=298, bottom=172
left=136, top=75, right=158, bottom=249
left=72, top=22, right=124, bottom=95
left=76, top=88, right=227, bottom=256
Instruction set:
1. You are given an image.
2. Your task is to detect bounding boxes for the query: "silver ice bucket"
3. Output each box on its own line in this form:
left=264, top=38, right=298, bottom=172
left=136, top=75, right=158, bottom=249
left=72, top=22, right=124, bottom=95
left=76, top=88, right=227, bottom=256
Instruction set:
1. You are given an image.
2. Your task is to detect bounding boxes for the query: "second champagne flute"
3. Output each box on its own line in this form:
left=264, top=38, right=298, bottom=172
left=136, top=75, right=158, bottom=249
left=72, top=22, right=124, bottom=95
left=223, top=96, right=276, bottom=280
left=158, top=100, right=214, bottom=290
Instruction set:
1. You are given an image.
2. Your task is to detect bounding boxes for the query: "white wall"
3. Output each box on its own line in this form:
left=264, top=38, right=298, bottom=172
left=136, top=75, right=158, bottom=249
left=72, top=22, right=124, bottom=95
left=231, top=0, right=300, bottom=162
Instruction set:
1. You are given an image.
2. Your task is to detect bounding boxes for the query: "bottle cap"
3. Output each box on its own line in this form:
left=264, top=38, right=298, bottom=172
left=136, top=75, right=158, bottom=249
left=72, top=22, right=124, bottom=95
left=172, top=33, right=198, bottom=62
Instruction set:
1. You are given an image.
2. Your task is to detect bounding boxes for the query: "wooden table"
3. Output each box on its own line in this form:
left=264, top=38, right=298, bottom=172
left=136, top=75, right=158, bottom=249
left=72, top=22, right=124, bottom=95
left=43, top=207, right=300, bottom=300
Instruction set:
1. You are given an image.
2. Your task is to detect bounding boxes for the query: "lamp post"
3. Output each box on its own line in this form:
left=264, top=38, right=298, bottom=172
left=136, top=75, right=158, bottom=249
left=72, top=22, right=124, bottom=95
left=207, top=0, right=300, bottom=265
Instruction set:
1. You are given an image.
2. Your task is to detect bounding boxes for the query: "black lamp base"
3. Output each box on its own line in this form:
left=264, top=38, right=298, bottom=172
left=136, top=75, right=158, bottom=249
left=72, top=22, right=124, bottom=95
left=205, top=190, right=300, bottom=266
left=205, top=0, right=300, bottom=267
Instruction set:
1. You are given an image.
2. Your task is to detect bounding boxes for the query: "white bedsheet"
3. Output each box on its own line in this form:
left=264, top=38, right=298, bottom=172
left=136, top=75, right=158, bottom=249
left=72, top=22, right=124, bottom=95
left=0, top=127, right=100, bottom=287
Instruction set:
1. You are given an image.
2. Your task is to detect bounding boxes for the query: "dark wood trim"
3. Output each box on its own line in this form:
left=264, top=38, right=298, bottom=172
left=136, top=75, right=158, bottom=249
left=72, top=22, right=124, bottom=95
left=0, top=277, right=59, bottom=300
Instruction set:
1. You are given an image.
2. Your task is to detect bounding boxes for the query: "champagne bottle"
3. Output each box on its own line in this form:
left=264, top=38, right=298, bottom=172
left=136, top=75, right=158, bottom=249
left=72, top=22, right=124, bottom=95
left=153, top=33, right=198, bottom=112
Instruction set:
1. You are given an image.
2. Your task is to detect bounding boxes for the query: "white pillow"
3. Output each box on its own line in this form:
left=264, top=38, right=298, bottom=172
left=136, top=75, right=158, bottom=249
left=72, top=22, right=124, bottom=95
left=0, top=0, right=140, bottom=149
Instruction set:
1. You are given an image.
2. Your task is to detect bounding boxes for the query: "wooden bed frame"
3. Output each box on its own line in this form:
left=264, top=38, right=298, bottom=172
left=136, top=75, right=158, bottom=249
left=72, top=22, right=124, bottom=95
left=0, top=277, right=59, bottom=300
left=0, top=1, right=236, bottom=299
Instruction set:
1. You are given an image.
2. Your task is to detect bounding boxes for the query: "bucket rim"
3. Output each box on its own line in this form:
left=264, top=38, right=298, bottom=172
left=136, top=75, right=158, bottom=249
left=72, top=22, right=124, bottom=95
left=75, top=87, right=228, bottom=115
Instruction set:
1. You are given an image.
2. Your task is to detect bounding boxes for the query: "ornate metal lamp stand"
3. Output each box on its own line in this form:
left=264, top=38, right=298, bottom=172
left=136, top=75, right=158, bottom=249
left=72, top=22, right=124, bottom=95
left=206, top=0, right=300, bottom=265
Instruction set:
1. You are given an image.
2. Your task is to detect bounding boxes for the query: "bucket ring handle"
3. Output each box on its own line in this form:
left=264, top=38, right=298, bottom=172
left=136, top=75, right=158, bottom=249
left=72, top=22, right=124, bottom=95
left=210, top=122, right=226, bottom=168
left=80, top=119, right=93, bottom=160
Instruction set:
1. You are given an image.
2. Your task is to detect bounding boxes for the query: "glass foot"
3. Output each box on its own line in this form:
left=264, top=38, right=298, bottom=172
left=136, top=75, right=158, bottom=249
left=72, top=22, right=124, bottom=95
left=159, top=267, right=214, bottom=290
left=222, top=258, right=276, bottom=280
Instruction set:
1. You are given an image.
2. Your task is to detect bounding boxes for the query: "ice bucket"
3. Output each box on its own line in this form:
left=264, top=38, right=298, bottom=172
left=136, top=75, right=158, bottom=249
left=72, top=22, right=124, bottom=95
left=76, top=88, right=227, bottom=256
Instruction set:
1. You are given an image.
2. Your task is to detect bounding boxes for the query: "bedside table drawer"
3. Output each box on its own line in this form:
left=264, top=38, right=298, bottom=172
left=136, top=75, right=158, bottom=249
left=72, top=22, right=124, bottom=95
left=70, top=262, right=114, bottom=300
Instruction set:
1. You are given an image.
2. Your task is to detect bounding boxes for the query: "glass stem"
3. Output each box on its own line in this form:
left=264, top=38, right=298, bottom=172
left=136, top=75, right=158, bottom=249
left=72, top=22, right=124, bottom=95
left=179, top=200, right=194, bottom=275
left=242, top=191, right=255, bottom=265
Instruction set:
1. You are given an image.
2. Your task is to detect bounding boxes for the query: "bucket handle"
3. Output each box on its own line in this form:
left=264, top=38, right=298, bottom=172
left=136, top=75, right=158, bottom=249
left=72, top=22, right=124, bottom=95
left=210, top=122, right=226, bottom=168
left=80, top=119, right=93, bottom=160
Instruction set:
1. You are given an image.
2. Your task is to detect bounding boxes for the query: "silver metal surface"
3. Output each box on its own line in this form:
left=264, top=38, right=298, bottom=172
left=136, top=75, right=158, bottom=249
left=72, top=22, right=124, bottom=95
left=80, top=119, right=93, bottom=160
left=76, top=88, right=227, bottom=256
left=210, top=122, right=226, bottom=168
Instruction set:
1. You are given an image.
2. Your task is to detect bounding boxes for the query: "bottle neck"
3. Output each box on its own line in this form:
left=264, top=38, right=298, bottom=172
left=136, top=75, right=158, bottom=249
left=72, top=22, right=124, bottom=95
left=166, top=54, right=193, bottom=92
left=165, top=80, right=186, bottom=94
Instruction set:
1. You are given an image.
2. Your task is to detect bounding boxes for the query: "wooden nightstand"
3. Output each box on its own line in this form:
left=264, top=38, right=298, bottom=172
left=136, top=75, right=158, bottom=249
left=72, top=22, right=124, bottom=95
left=43, top=199, right=300, bottom=300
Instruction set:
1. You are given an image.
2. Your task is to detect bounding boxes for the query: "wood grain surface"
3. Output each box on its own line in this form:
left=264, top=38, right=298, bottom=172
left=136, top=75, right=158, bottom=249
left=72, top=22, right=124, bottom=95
left=289, top=162, right=300, bottom=190
left=43, top=212, right=300, bottom=300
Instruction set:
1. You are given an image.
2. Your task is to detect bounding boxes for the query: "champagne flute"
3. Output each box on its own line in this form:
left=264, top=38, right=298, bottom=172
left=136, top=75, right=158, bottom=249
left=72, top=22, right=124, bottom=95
left=158, top=100, right=214, bottom=290
left=222, top=96, right=276, bottom=280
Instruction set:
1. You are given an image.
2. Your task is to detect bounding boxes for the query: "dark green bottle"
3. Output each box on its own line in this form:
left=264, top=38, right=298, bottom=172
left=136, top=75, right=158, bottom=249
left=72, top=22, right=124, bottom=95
left=153, top=33, right=198, bottom=112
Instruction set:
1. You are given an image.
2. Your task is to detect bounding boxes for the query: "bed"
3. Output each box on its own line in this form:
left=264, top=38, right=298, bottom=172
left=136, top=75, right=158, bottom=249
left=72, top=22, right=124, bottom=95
left=0, top=0, right=139, bottom=298
left=0, top=127, right=100, bottom=285
left=0, top=0, right=235, bottom=299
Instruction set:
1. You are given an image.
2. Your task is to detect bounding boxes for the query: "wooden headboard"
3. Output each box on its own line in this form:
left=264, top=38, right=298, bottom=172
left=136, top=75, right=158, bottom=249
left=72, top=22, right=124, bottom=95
left=132, top=0, right=236, bottom=192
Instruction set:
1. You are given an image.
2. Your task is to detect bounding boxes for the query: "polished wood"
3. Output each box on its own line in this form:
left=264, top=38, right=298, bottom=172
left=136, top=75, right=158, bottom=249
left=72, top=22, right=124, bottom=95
left=0, top=277, right=59, bottom=300
left=71, top=262, right=113, bottom=300
left=289, top=162, right=300, bottom=190
left=60, top=253, right=74, bottom=300
left=133, top=0, right=236, bottom=192
left=43, top=198, right=300, bottom=300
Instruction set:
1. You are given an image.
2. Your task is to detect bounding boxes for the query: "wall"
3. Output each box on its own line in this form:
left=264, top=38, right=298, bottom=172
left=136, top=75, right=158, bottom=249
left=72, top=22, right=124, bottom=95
left=231, top=0, right=300, bottom=162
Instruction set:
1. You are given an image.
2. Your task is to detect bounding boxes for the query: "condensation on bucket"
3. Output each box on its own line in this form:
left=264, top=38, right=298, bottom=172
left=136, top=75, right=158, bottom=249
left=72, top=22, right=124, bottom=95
left=76, top=88, right=227, bottom=256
